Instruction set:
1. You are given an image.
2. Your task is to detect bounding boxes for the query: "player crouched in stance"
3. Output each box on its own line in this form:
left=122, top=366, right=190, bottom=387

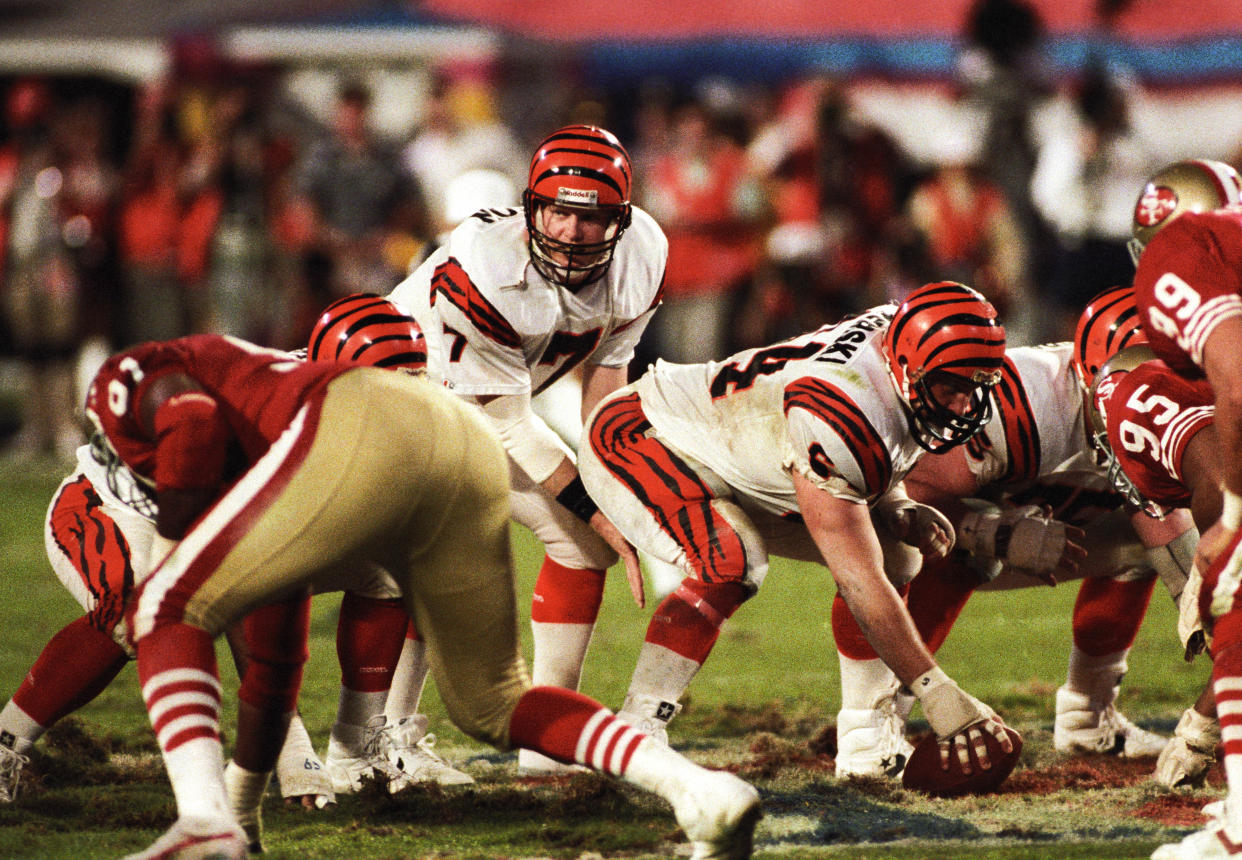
left=833, top=284, right=1184, bottom=779
left=579, top=281, right=1018, bottom=783
left=86, top=333, right=759, bottom=860
left=1085, top=346, right=1227, bottom=857
left=1109, top=156, right=1242, bottom=860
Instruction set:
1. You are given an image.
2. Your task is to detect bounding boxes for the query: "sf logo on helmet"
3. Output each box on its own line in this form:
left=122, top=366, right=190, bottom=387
left=1134, top=185, right=1178, bottom=228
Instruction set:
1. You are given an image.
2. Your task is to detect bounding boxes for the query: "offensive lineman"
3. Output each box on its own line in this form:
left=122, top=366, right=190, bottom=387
left=830, top=285, right=1188, bottom=778
left=86, top=333, right=760, bottom=860
left=578, top=281, right=1019, bottom=771
left=386, top=124, right=667, bottom=774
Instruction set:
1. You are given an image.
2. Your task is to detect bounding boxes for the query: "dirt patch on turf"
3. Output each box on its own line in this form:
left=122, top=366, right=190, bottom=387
left=1134, top=793, right=1219, bottom=827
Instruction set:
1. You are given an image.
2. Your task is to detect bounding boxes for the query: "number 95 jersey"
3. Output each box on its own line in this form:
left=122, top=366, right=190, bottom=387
left=1133, top=208, right=1242, bottom=378
left=1101, top=359, right=1214, bottom=510
left=633, top=306, right=924, bottom=516
left=388, top=206, right=667, bottom=398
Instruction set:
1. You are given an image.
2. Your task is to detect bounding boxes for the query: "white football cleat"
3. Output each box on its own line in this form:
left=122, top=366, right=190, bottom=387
left=616, top=692, right=683, bottom=747
left=1151, top=822, right=1242, bottom=859
left=667, top=761, right=761, bottom=860
left=122, top=816, right=248, bottom=860
left=324, top=715, right=417, bottom=795
left=381, top=715, right=474, bottom=786
left=835, top=699, right=913, bottom=778
left=0, top=744, right=29, bottom=803
left=1054, top=686, right=1168, bottom=758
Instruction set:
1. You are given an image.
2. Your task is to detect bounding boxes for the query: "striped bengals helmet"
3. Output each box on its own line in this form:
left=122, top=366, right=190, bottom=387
left=1130, top=158, right=1242, bottom=264
left=524, top=124, right=632, bottom=290
left=883, top=281, right=1006, bottom=451
left=1071, top=284, right=1148, bottom=392
left=308, top=293, right=425, bottom=370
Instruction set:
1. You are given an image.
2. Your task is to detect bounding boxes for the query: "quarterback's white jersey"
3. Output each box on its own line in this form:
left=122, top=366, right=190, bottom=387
left=388, top=205, right=667, bottom=397
left=634, top=305, right=923, bottom=516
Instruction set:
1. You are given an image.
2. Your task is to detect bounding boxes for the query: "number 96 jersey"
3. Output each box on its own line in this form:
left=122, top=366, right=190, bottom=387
left=632, top=305, right=924, bottom=516
left=1133, top=208, right=1242, bottom=378
left=1102, top=359, right=1214, bottom=510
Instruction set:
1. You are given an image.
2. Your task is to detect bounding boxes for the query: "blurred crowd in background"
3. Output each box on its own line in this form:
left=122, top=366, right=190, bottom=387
left=0, top=0, right=1238, bottom=460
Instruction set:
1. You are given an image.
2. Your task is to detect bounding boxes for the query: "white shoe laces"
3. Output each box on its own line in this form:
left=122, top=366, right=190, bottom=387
left=0, top=747, right=29, bottom=802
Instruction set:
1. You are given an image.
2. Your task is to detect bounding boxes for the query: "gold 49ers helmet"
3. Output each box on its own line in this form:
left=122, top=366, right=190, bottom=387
left=1086, top=343, right=1163, bottom=517
left=308, top=293, right=426, bottom=371
left=882, top=281, right=1006, bottom=452
left=1129, top=158, right=1242, bottom=264
left=523, top=124, right=632, bottom=290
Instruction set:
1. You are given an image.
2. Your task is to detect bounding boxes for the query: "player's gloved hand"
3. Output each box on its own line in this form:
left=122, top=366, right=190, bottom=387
left=1178, top=563, right=1209, bottom=661
left=912, top=666, right=1013, bottom=774
left=876, top=497, right=955, bottom=559
left=1153, top=708, right=1219, bottom=789
left=957, top=504, right=1086, bottom=585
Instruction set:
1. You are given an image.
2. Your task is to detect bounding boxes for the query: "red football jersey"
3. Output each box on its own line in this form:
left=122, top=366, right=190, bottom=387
left=85, top=334, right=354, bottom=486
left=1132, top=208, right=1242, bottom=378
left=1101, top=360, right=1214, bottom=510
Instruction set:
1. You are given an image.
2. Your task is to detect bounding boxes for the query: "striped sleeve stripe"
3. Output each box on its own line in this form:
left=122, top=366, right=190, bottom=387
left=1162, top=405, right=1214, bottom=482
left=431, top=257, right=521, bottom=349
left=1185, top=293, right=1242, bottom=366
left=992, top=358, right=1040, bottom=483
left=784, top=378, right=891, bottom=497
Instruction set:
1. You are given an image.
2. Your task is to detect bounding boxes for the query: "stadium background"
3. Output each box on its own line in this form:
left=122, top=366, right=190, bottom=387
left=0, top=2, right=1236, bottom=857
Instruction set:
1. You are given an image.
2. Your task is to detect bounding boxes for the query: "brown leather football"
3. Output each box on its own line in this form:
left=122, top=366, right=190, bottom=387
left=901, top=725, right=1022, bottom=797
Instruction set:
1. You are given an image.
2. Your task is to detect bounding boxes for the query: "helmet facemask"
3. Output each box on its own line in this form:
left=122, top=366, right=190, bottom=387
left=902, top=367, right=997, bottom=452
left=523, top=124, right=634, bottom=292
left=524, top=191, right=629, bottom=290
left=883, top=281, right=1006, bottom=453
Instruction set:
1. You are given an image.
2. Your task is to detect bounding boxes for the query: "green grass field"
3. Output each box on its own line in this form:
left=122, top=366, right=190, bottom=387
left=0, top=455, right=1219, bottom=859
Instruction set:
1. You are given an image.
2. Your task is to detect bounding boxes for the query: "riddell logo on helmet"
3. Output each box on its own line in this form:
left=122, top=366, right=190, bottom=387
left=1134, top=185, right=1178, bottom=226
left=556, top=187, right=598, bottom=206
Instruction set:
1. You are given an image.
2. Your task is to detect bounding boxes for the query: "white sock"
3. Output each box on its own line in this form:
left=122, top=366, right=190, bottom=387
left=383, top=637, right=428, bottom=723
left=1064, top=647, right=1127, bottom=708
left=625, top=642, right=702, bottom=705
left=530, top=621, right=595, bottom=689
left=224, top=760, right=271, bottom=817
left=330, top=689, right=387, bottom=756
left=165, top=737, right=231, bottom=821
left=0, top=701, right=44, bottom=755
left=837, top=654, right=900, bottom=711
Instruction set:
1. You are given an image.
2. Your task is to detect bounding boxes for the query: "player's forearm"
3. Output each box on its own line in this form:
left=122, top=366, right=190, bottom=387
left=832, top=569, right=937, bottom=685
left=1215, top=388, right=1242, bottom=511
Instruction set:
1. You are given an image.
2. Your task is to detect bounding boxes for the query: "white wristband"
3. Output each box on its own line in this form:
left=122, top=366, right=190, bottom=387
left=1223, top=489, right=1242, bottom=531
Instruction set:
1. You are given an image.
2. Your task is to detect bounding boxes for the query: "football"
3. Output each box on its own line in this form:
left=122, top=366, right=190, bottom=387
left=901, top=726, right=1023, bottom=797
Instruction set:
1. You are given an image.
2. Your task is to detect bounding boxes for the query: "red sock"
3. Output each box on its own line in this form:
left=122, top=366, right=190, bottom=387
left=12, top=615, right=128, bottom=727
left=136, top=622, right=220, bottom=754
left=906, top=558, right=979, bottom=653
left=832, top=581, right=914, bottom=660
left=1071, top=575, right=1156, bottom=656
left=530, top=557, right=606, bottom=624
left=645, top=580, right=748, bottom=663
left=1212, top=611, right=1242, bottom=763
left=509, top=686, right=645, bottom=776
left=336, top=593, right=408, bottom=692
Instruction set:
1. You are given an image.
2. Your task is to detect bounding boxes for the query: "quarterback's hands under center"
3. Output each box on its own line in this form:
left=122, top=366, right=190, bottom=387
left=589, top=511, right=645, bottom=608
